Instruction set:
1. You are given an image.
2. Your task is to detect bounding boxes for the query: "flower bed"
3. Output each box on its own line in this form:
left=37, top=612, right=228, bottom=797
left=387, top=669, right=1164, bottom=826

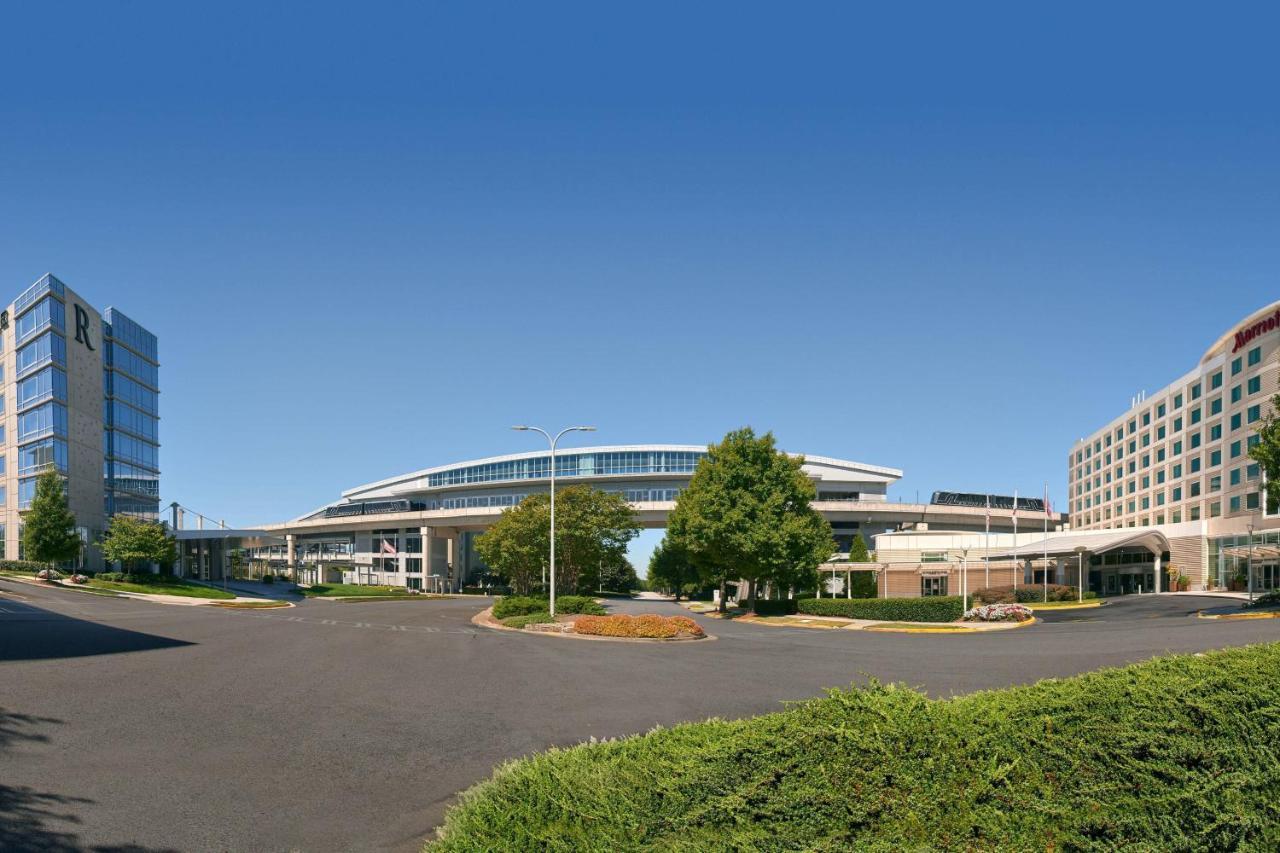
left=573, top=614, right=704, bottom=639
left=962, top=603, right=1033, bottom=623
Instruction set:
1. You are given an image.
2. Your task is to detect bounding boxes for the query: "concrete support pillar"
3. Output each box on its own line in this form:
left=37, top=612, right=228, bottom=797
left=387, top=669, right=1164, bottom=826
left=446, top=534, right=457, bottom=592
left=286, top=534, right=296, bottom=582
left=422, top=526, right=436, bottom=593
left=1153, top=552, right=1162, bottom=593
left=1054, top=557, right=1065, bottom=585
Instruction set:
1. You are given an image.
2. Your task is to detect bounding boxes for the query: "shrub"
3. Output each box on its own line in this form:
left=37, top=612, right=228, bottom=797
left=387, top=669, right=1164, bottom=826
left=492, top=596, right=549, bottom=620
left=573, top=614, right=704, bottom=639
left=1246, top=590, right=1280, bottom=609
left=554, top=595, right=607, bottom=615
left=35, top=568, right=63, bottom=581
left=962, top=603, right=1033, bottom=623
left=502, top=612, right=554, bottom=629
left=68, top=573, right=89, bottom=585
left=971, top=584, right=1097, bottom=605
left=430, top=643, right=1280, bottom=851
left=462, top=586, right=511, bottom=596
left=0, top=560, right=50, bottom=576
left=751, top=599, right=798, bottom=616
left=261, top=574, right=275, bottom=584
left=95, top=571, right=125, bottom=582
left=796, top=596, right=964, bottom=623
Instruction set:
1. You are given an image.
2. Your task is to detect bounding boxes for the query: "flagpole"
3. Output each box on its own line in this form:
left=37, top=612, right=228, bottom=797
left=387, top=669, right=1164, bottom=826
left=984, top=494, right=990, bottom=589
left=1043, top=482, right=1050, bottom=604
left=1012, top=489, right=1019, bottom=591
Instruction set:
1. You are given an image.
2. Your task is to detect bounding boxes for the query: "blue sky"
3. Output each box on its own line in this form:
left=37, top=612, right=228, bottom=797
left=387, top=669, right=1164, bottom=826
left=1, top=3, right=1276, bottom=568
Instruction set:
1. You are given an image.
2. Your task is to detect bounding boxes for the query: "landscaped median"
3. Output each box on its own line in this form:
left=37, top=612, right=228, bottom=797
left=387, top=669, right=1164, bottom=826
left=427, top=643, right=1280, bottom=850
left=739, top=596, right=1034, bottom=633
left=299, top=583, right=453, bottom=601
left=477, top=595, right=707, bottom=641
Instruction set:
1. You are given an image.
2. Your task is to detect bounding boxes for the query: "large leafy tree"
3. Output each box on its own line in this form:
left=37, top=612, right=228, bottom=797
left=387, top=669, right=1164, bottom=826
left=476, top=486, right=641, bottom=594
left=596, top=551, right=640, bottom=593
left=648, top=538, right=697, bottom=600
left=666, top=427, right=835, bottom=613
left=23, top=470, right=82, bottom=568
left=1249, top=393, right=1280, bottom=513
left=100, top=515, right=177, bottom=573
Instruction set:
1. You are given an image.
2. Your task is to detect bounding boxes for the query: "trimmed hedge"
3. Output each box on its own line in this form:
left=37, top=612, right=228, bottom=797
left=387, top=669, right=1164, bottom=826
left=972, top=584, right=1098, bottom=604
left=797, top=596, right=965, bottom=623
left=554, top=596, right=607, bottom=616
left=750, top=599, right=798, bottom=616
left=501, top=612, right=554, bottom=629
left=0, top=560, right=51, bottom=576
left=430, top=643, right=1280, bottom=850
left=493, top=595, right=606, bottom=619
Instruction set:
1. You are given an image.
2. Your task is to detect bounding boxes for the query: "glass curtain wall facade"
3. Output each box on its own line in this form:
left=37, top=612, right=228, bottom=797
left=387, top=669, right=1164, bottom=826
left=103, top=308, right=160, bottom=520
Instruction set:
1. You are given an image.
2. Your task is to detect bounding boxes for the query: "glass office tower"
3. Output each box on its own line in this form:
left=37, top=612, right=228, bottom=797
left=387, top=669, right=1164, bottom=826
left=5, top=273, right=160, bottom=569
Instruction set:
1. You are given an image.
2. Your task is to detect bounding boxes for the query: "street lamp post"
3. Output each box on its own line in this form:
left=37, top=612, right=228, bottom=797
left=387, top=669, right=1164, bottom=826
left=1247, top=521, right=1255, bottom=604
left=1074, top=545, right=1087, bottom=603
left=511, top=424, right=596, bottom=618
left=959, top=547, right=970, bottom=604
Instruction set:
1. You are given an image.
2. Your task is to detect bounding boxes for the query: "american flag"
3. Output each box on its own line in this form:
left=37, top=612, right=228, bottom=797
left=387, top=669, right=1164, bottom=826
left=380, top=539, right=396, bottom=555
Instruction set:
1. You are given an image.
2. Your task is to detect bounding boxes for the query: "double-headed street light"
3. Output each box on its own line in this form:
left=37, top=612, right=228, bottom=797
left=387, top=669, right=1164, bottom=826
left=511, top=424, right=596, bottom=617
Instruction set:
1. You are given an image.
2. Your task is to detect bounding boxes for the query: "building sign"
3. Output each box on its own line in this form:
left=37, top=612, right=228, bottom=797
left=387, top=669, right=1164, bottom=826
left=1233, top=308, right=1280, bottom=353
left=74, top=303, right=95, bottom=351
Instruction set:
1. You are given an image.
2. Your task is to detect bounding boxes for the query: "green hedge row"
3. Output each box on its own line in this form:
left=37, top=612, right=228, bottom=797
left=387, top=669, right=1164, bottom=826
left=430, top=643, right=1280, bottom=850
left=492, top=595, right=607, bottom=619
left=0, top=560, right=50, bottom=575
left=751, top=599, right=798, bottom=616
left=797, top=595, right=965, bottom=623
left=973, top=584, right=1098, bottom=604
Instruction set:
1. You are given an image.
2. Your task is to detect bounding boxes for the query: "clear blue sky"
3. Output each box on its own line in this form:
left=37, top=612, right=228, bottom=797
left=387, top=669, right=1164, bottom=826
left=1, top=3, right=1276, bottom=568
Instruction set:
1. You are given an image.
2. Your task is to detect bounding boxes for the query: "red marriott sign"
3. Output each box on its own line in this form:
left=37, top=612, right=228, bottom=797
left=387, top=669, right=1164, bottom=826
left=1234, top=308, right=1280, bottom=353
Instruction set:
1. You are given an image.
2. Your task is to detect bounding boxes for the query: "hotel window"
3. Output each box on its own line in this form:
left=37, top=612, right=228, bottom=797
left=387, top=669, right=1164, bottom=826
left=1190, top=457, right=1201, bottom=473
left=1230, top=468, right=1241, bottom=486
left=1209, top=397, right=1222, bottom=416
left=1128, top=461, right=1137, bottom=474
left=1231, top=496, right=1241, bottom=513
left=1231, top=413, right=1242, bottom=431
left=1174, top=393, right=1183, bottom=409
left=1157, top=425, right=1166, bottom=440
left=1232, top=356, right=1243, bottom=375
left=1173, top=416, right=1183, bottom=432
left=1210, top=424, right=1222, bottom=441
left=1231, top=385, right=1242, bottom=404
left=1190, top=408, right=1202, bottom=425
left=1157, top=402, right=1167, bottom=418
left=1248, top=405, right=1262, bottom=423
left=1248, top=463, right=1261, bottom=480
left=1248, top=346, right=1262, bottom=366
left=1249, top=435, right=1261, bottom=450
left=1157, top=470, right=1165, bottom=484
left=1231, top=440, right=1241, bottom=459
left=1173, top=462, right=1183, bottom=478
left=1156, top=513, right=1165, bottom=524
left=1191, top=481, right=1201, bottom=497
left=1173, top=486, right=1182, bottom=501
left=1191, top=383, right=1202, bottom=400
left=1128, top=419, right=1137, bottom=435
left=1209, top=501, right=1222, bottom=518
left=1141, top=497, right=1150, bottom=510
left=1142, top=412, right=1151, bottom=426
left=1248, top=376, right=1261, bottom=395
left=1190, top=432, right=1202, bottom=449
left=1209, top=474, right=1222, bottom=492
left=1128, top=500, right=1136, bottom=513
left=1141, top=475, right=1150, bottom=488
left=1247, top=492, right=1261, bottom=510
left=1172, top=440, right=1182, bottom=456
left=1211, top=371, right=1223, bottom=390
left=1128, top=440, right=1136, bottom=454
left=1172, top=509, right=1182, bottom=523
left=1157, top=448, right=1166, bottom=463
left=1157, top=492, right=1166, bottom=506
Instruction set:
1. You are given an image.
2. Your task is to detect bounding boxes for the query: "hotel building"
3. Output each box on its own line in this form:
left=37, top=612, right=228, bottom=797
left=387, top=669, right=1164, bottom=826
left=1062, top=301, right=1278, bottom=592
left=2, top=274, right=160, bottom=569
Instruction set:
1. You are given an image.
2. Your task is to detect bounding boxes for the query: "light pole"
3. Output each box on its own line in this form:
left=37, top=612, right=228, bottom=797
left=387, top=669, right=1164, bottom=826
left=511, top=424, right=596, bottom=617
left=959, top=547, right=970, bottom=604
left=1074, top=545, right=1087, bottom=603
left=1247, top=521, right=1255, bottom=604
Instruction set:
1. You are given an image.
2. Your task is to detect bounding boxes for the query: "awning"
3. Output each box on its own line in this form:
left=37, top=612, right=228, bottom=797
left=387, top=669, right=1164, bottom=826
left=988, top=529, right=1170, bottom=561
left=1221, top=544, right=1280, bottom=560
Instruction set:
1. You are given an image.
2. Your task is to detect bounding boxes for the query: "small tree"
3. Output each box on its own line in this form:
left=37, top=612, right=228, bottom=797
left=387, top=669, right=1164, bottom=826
left=23, top=470, right=81, bottom=570
left=666, top=427, right=835, bottom=613
left=597, top=552, right=639, bottom=593
left=100, top=516, right=177, bottom=574
left=648, top=538, right=696, bottom=600
left=847, top=533, right=871, bottom=563
left=1248, top=392, right=1280, bottom=513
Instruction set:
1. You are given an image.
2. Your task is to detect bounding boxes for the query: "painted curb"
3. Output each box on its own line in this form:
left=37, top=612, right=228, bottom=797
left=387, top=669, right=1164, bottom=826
left=1196, top=609, right=1280, bottom=621
left=471, top=607, right=714, bottom=643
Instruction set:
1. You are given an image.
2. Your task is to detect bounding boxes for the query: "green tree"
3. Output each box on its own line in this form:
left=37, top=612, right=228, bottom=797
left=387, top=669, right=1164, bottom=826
left=648, top=538, right=696, bottom=600
left=100, top=515, right=177, bottom=573
left=666, top=427, right=835, bottom=613
left=1249, top=392, right=1280, bottom=513
left=476, top=486, right=641, bottom=595
left=596, top=551, right=639, bottom=593
left=847, top=533, right=871, bottom=563
left=23, top=470, right=82, bottom=569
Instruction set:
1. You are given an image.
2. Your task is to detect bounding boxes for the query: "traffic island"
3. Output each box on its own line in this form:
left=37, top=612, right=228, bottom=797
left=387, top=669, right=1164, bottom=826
left=473, top=607, right=712, bottom=642
left=1197, top=606, right=1280, bottom=621
left=739, top=613, right=1035, bottom=633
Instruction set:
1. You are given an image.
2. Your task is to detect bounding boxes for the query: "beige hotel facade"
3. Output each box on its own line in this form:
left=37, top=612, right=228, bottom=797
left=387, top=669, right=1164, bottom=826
left=1064, top=300, right=1278, bottom=592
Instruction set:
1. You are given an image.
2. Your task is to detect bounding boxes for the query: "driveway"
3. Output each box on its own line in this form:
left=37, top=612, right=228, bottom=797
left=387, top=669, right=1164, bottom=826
left=2, top=580, right=1276, bottom=852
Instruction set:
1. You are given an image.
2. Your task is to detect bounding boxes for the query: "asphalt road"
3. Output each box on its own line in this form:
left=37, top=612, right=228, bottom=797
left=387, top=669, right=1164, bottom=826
left=4, top=580, right=1279, bottom=852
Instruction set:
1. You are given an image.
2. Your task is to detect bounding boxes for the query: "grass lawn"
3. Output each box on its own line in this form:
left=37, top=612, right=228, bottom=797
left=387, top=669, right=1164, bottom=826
left=85, top=577, right=236, bottom=600
left=429, top=643, right=1280, bottom=851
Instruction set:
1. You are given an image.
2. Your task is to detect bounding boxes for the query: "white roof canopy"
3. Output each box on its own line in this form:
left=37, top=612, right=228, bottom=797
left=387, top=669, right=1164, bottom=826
left=989, top=529, right=1170, bottom=560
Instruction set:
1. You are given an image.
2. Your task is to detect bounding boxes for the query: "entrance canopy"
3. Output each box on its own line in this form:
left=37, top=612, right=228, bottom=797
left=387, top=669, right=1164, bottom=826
left=1222, top=543, right=1280, bottom=560
left=988, top=529, right=1170, bottom=561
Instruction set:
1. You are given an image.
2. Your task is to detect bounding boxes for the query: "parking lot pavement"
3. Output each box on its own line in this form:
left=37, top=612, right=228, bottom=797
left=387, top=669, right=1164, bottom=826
left=4, top=580, right=1279, bottom=852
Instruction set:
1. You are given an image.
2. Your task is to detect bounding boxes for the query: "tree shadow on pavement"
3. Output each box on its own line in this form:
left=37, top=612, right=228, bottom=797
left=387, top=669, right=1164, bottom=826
left=0, top=709, right=177, bottom=853
left=0, top=602, right=194, bottom=662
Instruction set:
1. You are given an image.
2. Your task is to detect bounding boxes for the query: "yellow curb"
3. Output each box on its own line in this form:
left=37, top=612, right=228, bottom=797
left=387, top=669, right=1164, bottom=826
left=1197, top=609, right=1280, bottom=621
left=208, top=600, right=295, bottom=609
left=470, top=607, right=714, bottom=643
